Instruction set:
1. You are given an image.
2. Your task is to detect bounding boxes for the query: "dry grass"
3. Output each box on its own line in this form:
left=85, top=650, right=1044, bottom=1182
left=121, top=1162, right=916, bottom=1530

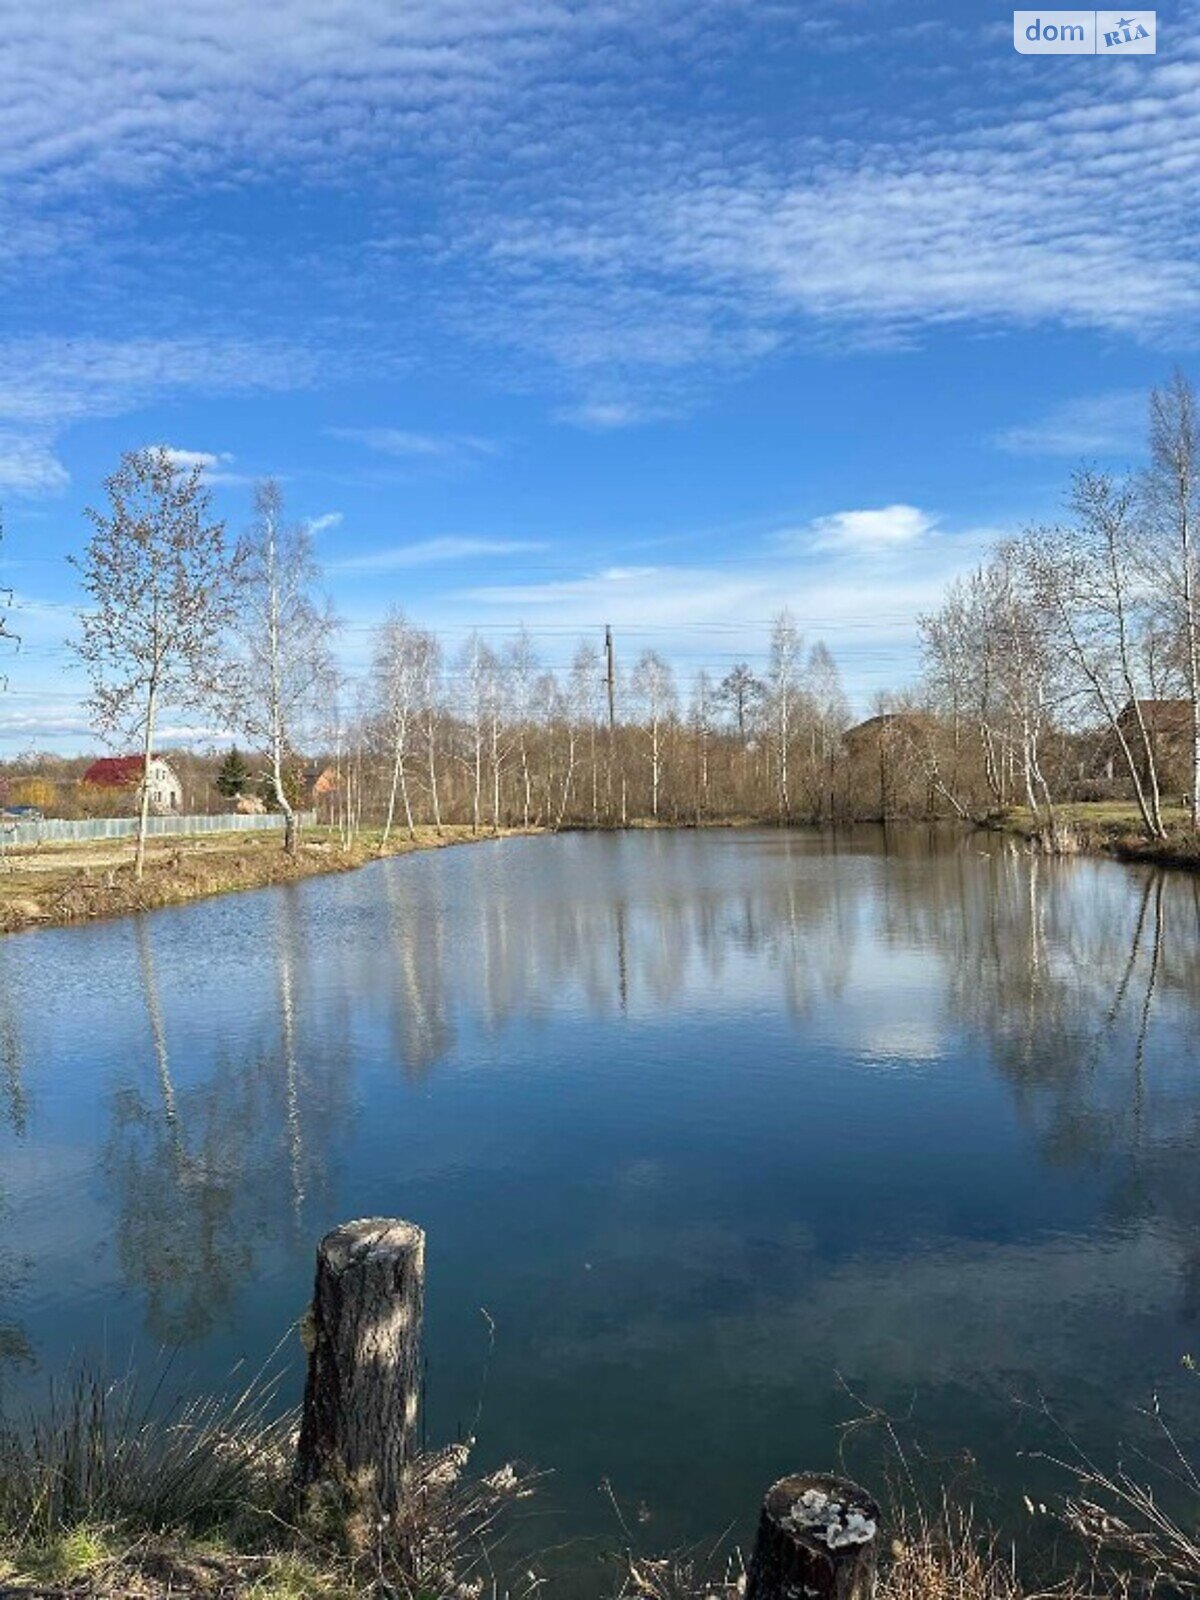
left=991, top=804, right=1200, bottom=871
left=880, top=1502, right=1073, bottom=1600
left=613, top=1498, right=1100, bottom=1600
left=0, top=1360, right=537, bottom=1600
left=1050, top=1393, right=1200, bottom=1597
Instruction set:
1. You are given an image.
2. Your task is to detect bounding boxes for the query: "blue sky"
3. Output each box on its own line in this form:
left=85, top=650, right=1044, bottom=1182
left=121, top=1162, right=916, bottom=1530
left=1, top=0, right=1195, bottom=750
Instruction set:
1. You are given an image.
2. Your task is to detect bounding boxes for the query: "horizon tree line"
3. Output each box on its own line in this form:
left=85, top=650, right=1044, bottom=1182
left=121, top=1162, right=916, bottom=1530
left=2, top=372, right=1199, bottom=859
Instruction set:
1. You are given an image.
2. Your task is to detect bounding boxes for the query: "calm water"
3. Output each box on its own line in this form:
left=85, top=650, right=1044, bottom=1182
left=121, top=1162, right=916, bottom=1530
left=2, top=828, right=1200, bottom=1552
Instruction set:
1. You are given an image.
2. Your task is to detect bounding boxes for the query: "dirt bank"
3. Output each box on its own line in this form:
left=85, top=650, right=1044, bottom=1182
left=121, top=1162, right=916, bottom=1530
left=0, top=825, right=538, bottom=936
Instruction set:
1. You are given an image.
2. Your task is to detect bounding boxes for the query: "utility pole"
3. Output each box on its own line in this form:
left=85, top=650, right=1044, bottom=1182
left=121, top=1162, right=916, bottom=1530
left=605, top=624, right=617, bottom=824
left=605, top=624, right=616, bottom=732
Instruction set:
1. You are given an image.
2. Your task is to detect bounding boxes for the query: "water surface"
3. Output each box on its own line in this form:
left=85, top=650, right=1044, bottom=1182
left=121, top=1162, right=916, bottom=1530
left=2, top=828, right=1199, bottom=1551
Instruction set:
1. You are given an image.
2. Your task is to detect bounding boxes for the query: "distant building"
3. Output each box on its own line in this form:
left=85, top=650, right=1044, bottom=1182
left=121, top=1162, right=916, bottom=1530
left=1109, top=700, right=1194, bottom=792
left=310, top=764, right=342, bottom=822
left=311, top=765, right=341, bottom=801
left=842, top=710, right=933, bottom=757
left=81, top=754, right=183, bottom=814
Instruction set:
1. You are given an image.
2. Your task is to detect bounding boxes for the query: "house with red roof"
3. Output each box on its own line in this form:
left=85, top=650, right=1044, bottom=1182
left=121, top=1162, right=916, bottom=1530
left=81, top=754, right=183, bottom=814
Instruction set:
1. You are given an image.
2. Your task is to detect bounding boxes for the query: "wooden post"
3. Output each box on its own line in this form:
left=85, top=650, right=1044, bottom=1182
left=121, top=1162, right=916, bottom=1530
left=296, top=1217, right=425, bottom=1512
left=745, top=1473, right=880, bottom=1600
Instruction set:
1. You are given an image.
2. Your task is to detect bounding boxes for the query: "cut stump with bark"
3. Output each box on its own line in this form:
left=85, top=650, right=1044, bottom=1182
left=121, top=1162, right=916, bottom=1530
left=295, top=1217, right=425, bottom=1513
left=746, top=1473, right=881, bottom=1600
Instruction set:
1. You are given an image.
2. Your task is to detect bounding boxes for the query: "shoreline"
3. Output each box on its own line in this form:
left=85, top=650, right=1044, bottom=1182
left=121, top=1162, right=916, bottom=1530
left=3, top=807, right=1197, bottom=938
left=0, top=825, right=541, bottom=937
left=981, top=806, right=1200, bottom=873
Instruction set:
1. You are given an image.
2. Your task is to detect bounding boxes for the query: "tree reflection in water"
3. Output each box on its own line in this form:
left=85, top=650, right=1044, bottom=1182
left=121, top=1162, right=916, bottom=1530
left=1, top=827, right=1198, bottom=1537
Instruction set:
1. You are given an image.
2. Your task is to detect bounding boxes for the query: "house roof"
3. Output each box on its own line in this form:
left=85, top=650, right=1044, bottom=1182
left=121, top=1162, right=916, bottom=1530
left=82, top=755, right=176, bottom=787
left=843, top=710, right=932, bottom=744
left=1118, top=699, right=1192, bottom=733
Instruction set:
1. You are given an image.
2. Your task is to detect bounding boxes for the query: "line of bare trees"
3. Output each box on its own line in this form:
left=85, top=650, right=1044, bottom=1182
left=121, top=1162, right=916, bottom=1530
left=49, top=446, right=862, bottom=868
left=5, top=371, right=1199, bottom=865
left=352, top=603, right=856, bottom=845
left=919, top=370, right=1200, bottom=841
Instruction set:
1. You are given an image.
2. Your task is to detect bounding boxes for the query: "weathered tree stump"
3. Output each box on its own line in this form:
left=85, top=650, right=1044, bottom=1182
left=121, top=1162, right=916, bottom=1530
left=745, top=1473, right=881, bottom=1600
left=295, top=1217, right=425, bottom=1513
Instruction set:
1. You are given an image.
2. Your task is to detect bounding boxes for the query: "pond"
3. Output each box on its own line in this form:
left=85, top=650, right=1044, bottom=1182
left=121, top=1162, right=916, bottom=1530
left=2, top=828, right=1199, bottom=1556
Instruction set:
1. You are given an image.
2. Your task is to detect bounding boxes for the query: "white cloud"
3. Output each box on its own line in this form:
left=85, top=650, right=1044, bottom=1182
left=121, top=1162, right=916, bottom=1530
left=805, top=505, right=938, bottom=552
left=0, top=338, right=310, bottom=429
left=327, top=427, right=498, bottom=460
left=990, top=390, right=1148, bottom=457
left=4, top=0, right=1199, bottom=434
left=152, top=444, right=243, bottom=475
left=445, top=27, right=1200, bottom=402
left=554, top=400, right=673, bottom=431
left=0, top=338, right=311, bottom=499
left=0, top=432, right=70, bottom=494
left=151, top=446, right=231, bottom=471
left=330, top=536, right=546, bottom=572
left=0, top=0, right=696, bottom=207
left=147, top=444, right=252, bottom=487
left=306, top=512, right=344, bottom=535
left=0, top=709, right=92, bottom=742
left=441, top=521, right=995, bottom=710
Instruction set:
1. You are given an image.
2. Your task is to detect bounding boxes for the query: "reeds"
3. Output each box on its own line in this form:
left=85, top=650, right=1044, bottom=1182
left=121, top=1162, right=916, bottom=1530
left=0, top=1359, right=534, bottom=1598
left=0, top=1358, right=295, bottom=1565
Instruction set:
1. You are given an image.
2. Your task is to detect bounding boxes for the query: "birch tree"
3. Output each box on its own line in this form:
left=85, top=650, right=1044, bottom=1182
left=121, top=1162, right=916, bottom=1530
left=373, top=610, right=425, bottom=844
left=508, top=629, right=540, bottom=829
left=922, top=572, right=1008, bottom=807
left=1022, top=471, right=1166, bottom=839
left=767, top=610, right=803, bottom=821
left=807, top=641, right=849, bottom=819
left=570, top=639, right=604, bottom=823
left=72, top=448, right=239, bottom=879
left=1144, top=369, right=1200, bottom=825
left=688, top=668, right=716, bottom=820
left=631, top=649, right=677, bottom=819
left=232, top=480, right=335, bottom=855
left=418, top=633, right=445, bottom=835
left=457, top=632, right=491, bottom=835
left=543, top=668, right=576, bottom=829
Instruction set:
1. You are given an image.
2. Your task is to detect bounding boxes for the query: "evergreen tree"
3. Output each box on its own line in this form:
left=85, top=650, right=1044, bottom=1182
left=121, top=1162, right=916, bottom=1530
left=215, top=746, right=250, bottom=798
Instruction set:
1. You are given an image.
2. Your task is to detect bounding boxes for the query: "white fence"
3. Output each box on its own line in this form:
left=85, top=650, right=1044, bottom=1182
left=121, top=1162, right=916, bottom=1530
left=2, top=811, right=317, bottom=849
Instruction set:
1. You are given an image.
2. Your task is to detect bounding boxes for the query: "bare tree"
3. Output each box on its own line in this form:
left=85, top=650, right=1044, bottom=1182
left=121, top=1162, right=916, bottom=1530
left=486, top=645, right=514, bottom=833
left=418, top=633, right=445, bottom=836
left=922, top=547, right=1060, bottom=825
left=373, top=610, right=425, bottom=844
left=767, top=610, right=803, bottom=822
left=631, top=649, right=677, bottom=819
left=1144, top=369, right=1200, bottom=826
left=922, top=570, right=1008, bottom=809
left=457, top=632, right=491, bottom=835
left=508, top=629, right=540, bottom=830
left=71, top=448, right=239, bottom=879
left=688, top=669, right=716, bottom=820
left=1022, top=471, right=1166, bottom=839
left=807, top=641, right=849, bottom=820
left=231, top=480, right=336, bottom=855
left=545, top=669, right=576, bottom=829
left=718, top=662, right=762, bottom=741
left=570, top=639, right=604, bottom=823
